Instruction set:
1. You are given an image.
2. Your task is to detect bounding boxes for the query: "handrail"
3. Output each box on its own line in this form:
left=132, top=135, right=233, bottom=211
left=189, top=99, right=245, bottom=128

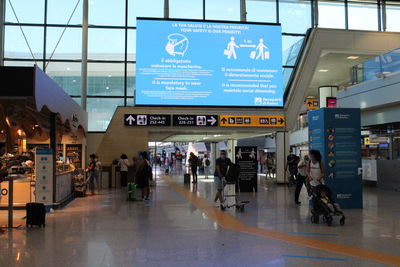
left=351, top=48, right=400, bottom=85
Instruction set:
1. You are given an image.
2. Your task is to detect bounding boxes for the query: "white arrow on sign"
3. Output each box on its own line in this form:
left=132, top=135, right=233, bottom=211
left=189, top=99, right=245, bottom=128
left=126, top=115, right=136, bottom=125
left=207, top=116, right=217, bottom=125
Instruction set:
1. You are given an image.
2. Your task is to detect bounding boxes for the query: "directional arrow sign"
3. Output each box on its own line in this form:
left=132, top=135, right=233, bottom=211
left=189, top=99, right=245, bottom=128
left=173, top=115, right=219, bottom=127
left=125, top=115, right=135, bottom=125
left=124, top=114, right=171, bottom=126
left=220, top=115, right=285, bottom=127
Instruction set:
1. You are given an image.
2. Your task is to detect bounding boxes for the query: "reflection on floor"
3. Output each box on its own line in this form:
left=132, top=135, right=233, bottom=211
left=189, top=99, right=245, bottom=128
left=0, top=170, right=399, bottom=267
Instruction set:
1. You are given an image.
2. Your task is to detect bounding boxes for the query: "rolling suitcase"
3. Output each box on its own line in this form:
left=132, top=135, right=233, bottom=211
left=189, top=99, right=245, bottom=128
left=184, top=173, right=190, bottom=184
left=26, top=203, right=46, bottom=228
left=127, top=182, right=136, bottom=201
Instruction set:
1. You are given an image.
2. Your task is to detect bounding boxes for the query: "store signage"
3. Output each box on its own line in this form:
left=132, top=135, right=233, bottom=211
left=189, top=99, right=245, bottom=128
left=306, top=98, right=319, bottom=110
left=124, top=114, right=171, bottom=126
left=326, top=97, right=337, bottom=108
left=220, top=115, right=285, bottom=127
left=35, top=148, right=53, bottom=206
left=172, top=115, right=218, bottom=127
left=369, top=137, right=390, bottom=144
left=364, top=137, right=379, bottom=146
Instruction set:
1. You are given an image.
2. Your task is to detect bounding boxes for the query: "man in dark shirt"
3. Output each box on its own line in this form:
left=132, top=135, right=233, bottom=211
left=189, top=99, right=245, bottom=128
left=188, top=152, right=198, bottom=183
left=214, top=150, right=231, bottom=204
left=285, top=151, right=300, bottom=186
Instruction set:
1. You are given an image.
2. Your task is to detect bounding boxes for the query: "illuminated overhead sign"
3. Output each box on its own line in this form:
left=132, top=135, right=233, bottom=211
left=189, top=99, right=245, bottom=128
left=219, top=115, right=285, bottom=127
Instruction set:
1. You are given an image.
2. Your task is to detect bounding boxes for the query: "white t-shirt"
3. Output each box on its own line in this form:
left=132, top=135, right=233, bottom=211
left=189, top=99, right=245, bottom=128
left=309, top=161, right=323, bottom=186
left=118, top=159, right=129, bottom=172
left=297, top=160, right=307, bottom=176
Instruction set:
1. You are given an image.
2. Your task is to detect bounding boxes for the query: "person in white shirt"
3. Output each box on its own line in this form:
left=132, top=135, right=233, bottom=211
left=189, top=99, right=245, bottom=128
left=118, top=154, right=129, bottom=187
left=295, top=155, right=309, bottom=205
left=306, top=150, right=325, bottom=187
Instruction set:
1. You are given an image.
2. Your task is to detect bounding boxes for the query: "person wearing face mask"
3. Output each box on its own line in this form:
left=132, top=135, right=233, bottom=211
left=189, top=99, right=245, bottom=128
left=214, top=150, right=231, bottom=205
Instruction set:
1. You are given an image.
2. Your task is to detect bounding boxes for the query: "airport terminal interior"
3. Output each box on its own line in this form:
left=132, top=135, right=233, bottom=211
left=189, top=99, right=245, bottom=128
left=1, top=0, right=400, bottom=266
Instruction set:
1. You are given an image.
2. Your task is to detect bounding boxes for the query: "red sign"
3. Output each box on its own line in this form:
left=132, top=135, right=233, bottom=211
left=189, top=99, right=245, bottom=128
left=327, top=97, right=337, bottom=108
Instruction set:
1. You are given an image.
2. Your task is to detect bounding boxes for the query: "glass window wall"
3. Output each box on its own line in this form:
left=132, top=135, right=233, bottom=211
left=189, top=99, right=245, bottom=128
left=46, top=27, right=82, bottom=60
left=246, top=0, right=276, bottom=23
left=318, top=0, right=346, bottom=29
left=129, top=0, right=164, bottom=26
left=87, top=98, right=125, bottom=131
left=170, top=0, right=203, bottom=19
left=89, top=0, right=126, bottom=26
left=279, top=0, right=311, bottom=34
left=348, top=1, right=378, bottom=31
left=4, top=26, right=44, bottom=59
left=5, top=0, right=44, bottom=24
left=47, top=0, right=82, bottom=25
left=386, top=1, right=400, bottom=32
left=206, top=0, right=240, bottom=21
left=87, top=63, right=125, bottom=96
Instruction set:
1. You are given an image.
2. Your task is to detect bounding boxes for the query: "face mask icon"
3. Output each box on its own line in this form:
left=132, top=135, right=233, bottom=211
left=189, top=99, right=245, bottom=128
left=165, top=34, right=189, bottom=56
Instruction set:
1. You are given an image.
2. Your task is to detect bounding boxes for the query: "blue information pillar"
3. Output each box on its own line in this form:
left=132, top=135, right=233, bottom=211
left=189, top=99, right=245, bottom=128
left=308, top=108, right=362, bottom=209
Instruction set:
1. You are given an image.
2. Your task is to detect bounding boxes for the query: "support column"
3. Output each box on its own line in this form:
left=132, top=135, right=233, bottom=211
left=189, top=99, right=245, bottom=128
left=276, top=131, right=289, bottom=184
left=0, top=0, right=5, bottom=66
left=382, top=0, right=387, bottom=31
left=313, top=0, right=319, bottom=27
left=164, top=0, right=169, bottom=19
left=50, top=113, right=57, bottom=204
left=81, top=0, right=88, bottom=110
left=240, top=0, right=246, bottom=22
left=210, top=142, right=217, bottom=175
left=227, top=139, right=237, bottom=162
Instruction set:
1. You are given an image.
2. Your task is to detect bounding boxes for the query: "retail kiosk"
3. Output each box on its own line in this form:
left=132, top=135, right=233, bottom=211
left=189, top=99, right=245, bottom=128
left=0, top=66, right=88, bottom=209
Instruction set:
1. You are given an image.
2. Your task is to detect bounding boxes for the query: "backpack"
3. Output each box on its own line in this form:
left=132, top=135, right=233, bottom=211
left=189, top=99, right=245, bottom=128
left=225, top=163, right=240, bottom=183
left=139, top=160, right=153, bottom=180
left=205, top=159, right=210, bottom=166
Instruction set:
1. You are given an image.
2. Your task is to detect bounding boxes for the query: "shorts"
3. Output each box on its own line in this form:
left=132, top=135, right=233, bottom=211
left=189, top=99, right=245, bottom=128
left=214, top=176, right=226, bottom=190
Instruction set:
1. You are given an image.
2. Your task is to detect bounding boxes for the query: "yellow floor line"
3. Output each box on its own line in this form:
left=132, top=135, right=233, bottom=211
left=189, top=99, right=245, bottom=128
left=162, top=176, right=400, bottom=266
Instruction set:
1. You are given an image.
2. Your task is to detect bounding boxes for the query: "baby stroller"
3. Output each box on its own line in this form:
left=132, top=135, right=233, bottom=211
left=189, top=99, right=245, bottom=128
left=310, top=184, right=345, bottom=226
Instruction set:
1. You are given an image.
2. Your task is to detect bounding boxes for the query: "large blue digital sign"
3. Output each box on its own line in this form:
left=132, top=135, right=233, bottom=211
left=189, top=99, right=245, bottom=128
left=136, top=19, right=283, bottom=107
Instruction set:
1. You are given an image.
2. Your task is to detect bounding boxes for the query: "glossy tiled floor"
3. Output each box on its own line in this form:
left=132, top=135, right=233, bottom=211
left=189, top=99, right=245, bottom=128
left=1, top=170, right=399, bottom=267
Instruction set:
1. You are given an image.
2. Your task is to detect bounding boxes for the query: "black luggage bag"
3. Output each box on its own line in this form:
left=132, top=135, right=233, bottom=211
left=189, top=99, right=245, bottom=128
left=184, top=173, right=190, bottom=184
left=26, top=203, right=46, bottom=228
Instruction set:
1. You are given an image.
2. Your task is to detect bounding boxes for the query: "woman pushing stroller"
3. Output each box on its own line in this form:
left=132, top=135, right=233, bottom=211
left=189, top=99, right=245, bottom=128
left=306, top=150, right=325, bottom=188
left=306, top=150, right=345, bottom=226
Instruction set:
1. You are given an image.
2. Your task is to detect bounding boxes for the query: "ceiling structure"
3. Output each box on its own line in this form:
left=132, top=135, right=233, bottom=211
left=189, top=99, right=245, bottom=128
left=307, top=51, right=378, bottom=97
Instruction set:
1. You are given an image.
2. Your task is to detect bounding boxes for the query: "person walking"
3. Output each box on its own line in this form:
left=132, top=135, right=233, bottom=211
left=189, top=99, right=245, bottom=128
left=214, top=150, right=231, bottom=205
left=87, top=154, right=98, bottom=195
left=306, top=150, right=325, bottom=187
left=294, top=155, right=309, bottom=204
left=135, top=152, right=152, bottom=200
left=285, top=151, right=299, bottom=186
left=118, top=154, right=129, bottom=187
left=188, top=152, right=199, bottom=183
left=204, top=155, right=211, bottom=179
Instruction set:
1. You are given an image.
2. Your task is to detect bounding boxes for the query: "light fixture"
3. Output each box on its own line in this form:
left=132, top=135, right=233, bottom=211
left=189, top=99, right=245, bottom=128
left=108, top=75, right=112, bottom=77
left=66, top=67, right=70, bottom=71
left=347, top=56, right=359, bottom=60
left=106, top=86, right=110, bottom=90
left=227, top=7, right=234, bottom=11
left=17, top=129, right=22, bottom=136
left=319, top=69, right=329, bottom=72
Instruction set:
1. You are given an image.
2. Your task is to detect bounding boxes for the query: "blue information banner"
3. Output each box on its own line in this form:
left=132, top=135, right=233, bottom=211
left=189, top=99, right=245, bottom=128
left=308, top=108, right=363, bottom=209
left=136, top=19, right=283, bottom=107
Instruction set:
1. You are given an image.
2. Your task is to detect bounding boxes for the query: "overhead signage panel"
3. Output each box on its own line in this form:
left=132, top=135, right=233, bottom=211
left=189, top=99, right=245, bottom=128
left=136, top=19, right=283, bottom=107
left=220, top=115, right=285, bottom=127
left=173, top=115, right=218, bottom=127
left=124, top=114, right=171, bottom=126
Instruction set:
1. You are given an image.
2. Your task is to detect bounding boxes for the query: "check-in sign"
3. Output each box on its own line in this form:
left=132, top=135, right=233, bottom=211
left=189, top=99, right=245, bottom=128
left=173, top=115, right=218, bottom=127
left=220, top=115, right=285, bottom=127
left=124, top=114, right=171, bottom=126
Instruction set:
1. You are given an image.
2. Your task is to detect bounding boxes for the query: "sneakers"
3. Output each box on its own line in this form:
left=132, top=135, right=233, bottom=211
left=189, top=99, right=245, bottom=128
left=295, top=201, right=301, bottom=205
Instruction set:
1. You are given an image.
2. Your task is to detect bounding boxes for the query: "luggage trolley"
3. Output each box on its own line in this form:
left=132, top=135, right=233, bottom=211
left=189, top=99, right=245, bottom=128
left=220, top=181, right=249, bottom=212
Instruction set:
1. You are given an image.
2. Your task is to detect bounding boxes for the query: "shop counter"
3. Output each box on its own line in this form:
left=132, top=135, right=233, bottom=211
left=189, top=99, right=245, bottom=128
left=55, top=171, right=74, bottom=204
left=0, top=176, right=35, bottom=208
